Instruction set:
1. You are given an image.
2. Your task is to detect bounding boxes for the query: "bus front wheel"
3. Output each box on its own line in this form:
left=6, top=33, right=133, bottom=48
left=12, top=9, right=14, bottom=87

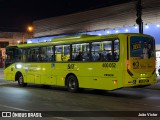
left=67, top=75, right=79, bottom=92
left=17, top=74, right=27, bottom=87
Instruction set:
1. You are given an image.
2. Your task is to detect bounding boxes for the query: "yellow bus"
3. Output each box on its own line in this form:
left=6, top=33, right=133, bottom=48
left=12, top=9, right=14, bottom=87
left=4, top=33, right=156, bottom=92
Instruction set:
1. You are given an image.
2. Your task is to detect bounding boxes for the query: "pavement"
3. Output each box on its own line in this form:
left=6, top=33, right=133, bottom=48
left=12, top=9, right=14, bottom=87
left=0, top=68, right=160, bottom=90
left=145, top=76, right=160, bottom=90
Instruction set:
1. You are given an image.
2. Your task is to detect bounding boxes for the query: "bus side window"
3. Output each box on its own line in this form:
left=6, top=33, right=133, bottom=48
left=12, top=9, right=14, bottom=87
left=101, top=49, right=107, bottom=61
left=92, top=52, right=99, bottom=61
left=28, top=49, right=33, bottom=62
left=63, top=45, right=70, bottom=61
left=55, top=45, right=62, bottom=62
left=106, top=52, right=112, bottom=61
left=91, top=42, right=100, bottom=61
left=32, top=49, right=38, bottom=61
left=56, top=52, right=62, bottom=61
left=14, top=49, right=22, bottom=62
left=81, top=43, right=90, bottom=61
left=72, top=44, right=82, bottom=61
left=22, top=49, right=26, bottom=62
left=102, top=41, right=112, bottom=61
left=38, top=47, right=48, bottom=62
left=72, top=53, right=77, bottom=61
left=45, top=46, right=54, bottom=62
left=75, top=52, right=83, bottom=61
left=50, top=55, right=54, bottom=62
left=114, top=39, right=119, bottom=61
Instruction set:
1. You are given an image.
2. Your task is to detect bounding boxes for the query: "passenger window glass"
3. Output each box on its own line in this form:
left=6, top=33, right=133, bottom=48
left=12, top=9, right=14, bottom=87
left=15, top=49, right=23, bottom=62
left=28, top=48, right=39, bottom=62
left=55, top=45, right=63, bottom=61
left=91, top=42, right=101, bottom=61
left=102, top=41, right=112, bottom=61
left=72, top=43, right=89, bottom=61
left=114, top=39, right=119, bottom=61
left=45, top=46, right=54, bottom=62
left=21, top=49, right=27, bottom=62
left=81, top=43, right=90, bottom=61
left=63, top=45, right=70, bottom=61
left=72, top=44, right=82, bottom=61
left=91, top=39, right=119, bottom=62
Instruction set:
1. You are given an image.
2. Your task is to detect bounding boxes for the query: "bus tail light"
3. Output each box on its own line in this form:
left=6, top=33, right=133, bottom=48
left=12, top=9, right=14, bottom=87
left=113, top=80, right=117, bottom=85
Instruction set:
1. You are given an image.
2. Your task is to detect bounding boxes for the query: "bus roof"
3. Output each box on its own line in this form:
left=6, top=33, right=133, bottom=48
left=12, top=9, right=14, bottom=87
left=13, top=33, right=153, bottom=48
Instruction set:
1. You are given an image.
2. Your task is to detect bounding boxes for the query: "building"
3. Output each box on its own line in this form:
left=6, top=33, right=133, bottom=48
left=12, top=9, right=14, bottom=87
left=0, top=32, right=32, bottom=67
left=0, top=32, right=32, bottom=45
left=29, top=0, right=160, bottom=74
left=32, top=0, right=159, bottom=46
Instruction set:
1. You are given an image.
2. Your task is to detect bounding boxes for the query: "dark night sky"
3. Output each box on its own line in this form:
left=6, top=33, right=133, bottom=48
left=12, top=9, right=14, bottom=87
left=0, top=0, right=131, bottom=32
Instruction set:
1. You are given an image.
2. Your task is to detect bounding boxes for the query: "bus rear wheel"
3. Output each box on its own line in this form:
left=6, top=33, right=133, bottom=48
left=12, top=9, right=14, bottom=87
left=67, top=75, right=79, bottom=92
left=17, top=74, right=27, bottom=87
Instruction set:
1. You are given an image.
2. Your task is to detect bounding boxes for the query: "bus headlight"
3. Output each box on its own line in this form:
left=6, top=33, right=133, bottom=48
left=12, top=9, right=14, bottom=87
left=15, top=64, right=22, bottom=69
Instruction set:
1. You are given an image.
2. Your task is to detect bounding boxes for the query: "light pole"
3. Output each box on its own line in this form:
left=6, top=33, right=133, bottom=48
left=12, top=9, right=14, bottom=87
left=136, top=0, right=143, bottom=34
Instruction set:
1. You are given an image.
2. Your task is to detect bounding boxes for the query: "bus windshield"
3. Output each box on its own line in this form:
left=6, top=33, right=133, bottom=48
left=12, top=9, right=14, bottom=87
left=5, top=46, right=19, bottom=68
left=130, top=36, right=155, bottom=59
left=129, top=36, right=155, bottom=73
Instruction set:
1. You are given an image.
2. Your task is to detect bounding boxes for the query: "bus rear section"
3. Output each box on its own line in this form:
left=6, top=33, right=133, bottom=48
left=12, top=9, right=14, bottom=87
left=124, top=34, right=156, bottom=87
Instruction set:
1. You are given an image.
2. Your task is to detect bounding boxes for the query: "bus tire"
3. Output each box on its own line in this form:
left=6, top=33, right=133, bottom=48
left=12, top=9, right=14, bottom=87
left=17, top=74, right=27, bottom=87
left=67, top=75, right=79, bottom=92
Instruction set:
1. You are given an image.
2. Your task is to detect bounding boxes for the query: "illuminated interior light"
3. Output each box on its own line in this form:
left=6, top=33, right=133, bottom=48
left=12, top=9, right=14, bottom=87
left=27, top=41, right=32, bottom=44
left=98, top=34, right=102, bottom=36
left=157, top=24, right=160, bottom=27
left=106, top=31, right=110, bottom=34
left=145, top=24, right=149, bottom=29
left=125, top=29, right=129, bottom=32
left=134, top=26, right=138, bottom=29
left=17, top=41, right=20, bottom=43
left=115, top=30, right=119, bottom=33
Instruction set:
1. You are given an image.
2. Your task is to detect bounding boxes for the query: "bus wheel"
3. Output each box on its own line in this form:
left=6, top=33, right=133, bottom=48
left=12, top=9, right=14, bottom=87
left=18, top=74, right=27, bottom=87
left=67, top=75, right=79, bottom=92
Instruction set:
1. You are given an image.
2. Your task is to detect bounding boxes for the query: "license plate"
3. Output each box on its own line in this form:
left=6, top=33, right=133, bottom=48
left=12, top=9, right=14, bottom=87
left=139, top=79, right=149, bottom=83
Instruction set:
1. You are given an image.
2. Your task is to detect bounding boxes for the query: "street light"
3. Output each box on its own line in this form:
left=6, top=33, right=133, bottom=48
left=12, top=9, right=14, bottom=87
left=27, top=26, right=33, bottom=33
left=22, top=25, right=34, bottom=44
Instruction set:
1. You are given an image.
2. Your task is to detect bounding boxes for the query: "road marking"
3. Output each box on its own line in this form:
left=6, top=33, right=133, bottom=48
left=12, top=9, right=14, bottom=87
left=0, top=83, right=15, bottom=86
left=0, top=83, right=11, bottom=85
left=54, top=117, right=72, bottom=120
left=0, top=104, right=29, bottom=111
